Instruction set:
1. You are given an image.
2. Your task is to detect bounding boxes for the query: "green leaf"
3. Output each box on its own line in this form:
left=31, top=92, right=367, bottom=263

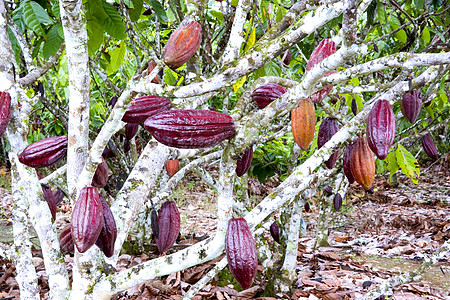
left=385, top=151, right=399, bottom=183
left=232, top=76, right=246, bottom=93
left=376, top=1, right=386, bottom=24
left=30, top=1, right=53, bottom=24
left=51, top=0, right=60, bottom=19
left=87, top=19, right=104, bottom=55
left=107, top=40, right=126, bottom=74
left=413, top=0, right=424, bottom=10
left=395, top=144, right=420, bottom=184
left=101, top=1, right=127, bottom=39
left=128, top=0, right=143, bottom=21
left=43, top=23, right=63, bottom=58
left=149, top=0, right=168, bottom=24
left=7, top=26, right=22, bottom=63
left=366, top=0, right=376, bottom=27
left=23, top=0, right=46, bottom=37
left=164, top=68, right=178, bottom=86
left=244, top=28, right=256, bottom=52
left=422, top=27, right=430, bottom=44
left=209, top=10, right=224, bottom=23
left=264, top=61, right=281, bottom=77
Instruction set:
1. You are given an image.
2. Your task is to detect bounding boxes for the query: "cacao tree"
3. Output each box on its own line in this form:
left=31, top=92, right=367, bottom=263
left=0, top=0, right=449, bottom=298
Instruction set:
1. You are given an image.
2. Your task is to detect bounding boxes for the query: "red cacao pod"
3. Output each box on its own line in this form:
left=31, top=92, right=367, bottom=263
left=270, top=221, right=280, bottom=244
left=350, top=138, right=375, bottom=191
left=280, top=49, right=291, bottom=65
left=421, top=134, right=438, bottom=160
left=59, top=224, right=74, bottom=254
left=165, top=159, right=179, bottom=177
left=306, top=39, right=336, bottom=103
left=71, top=187, right=104, bottom=253
left=122, top=96, right=171, bottom=123
left=333, top=193, right=342, bottom=211
left=291, top=98, right=316, bottom=150
left=36, top=171, right=57, bottom=221
left=123, top=138, right=130, bottom=153
left=147, top=61, right=159, bottom=84
left=343, top=142, right=356, bottom=184
left=225, top=218, right=258, bottom=290
left=92, top=158, right=109, bottom=188
left=125, top=123, right=139, bottom=141
left=156, top=201, right=180, bottom=253
left=366, top=99, right=395, bottom=160
left=0, top=92, right=11, bottom=137
left=18, top=135, right=68, bottom=168
left=163, top=21, right=202, bottom=70
left=304, top=202, right=311, bottom=212
left=400, top=89, right=422, bottom=124
left=95, top=195, right=117, bottom=257
left=53, top=189, right=64, bottom=206
left=318, top=117, right=340, bottom=169
left=251, top=83, right=287, bottom=109
left=235, top=147, right=253, bottom=177
left=144, top=109, right=236, bottom=149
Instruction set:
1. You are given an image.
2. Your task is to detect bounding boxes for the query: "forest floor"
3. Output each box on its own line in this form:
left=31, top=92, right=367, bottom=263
left=0, top=155, right=449, bottom=299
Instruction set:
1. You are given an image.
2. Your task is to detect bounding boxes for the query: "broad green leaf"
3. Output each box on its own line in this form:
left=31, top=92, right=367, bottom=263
left=30, top=1, right=53, bottom=24
left=108, top=40, right=126, bottom=74
left=413, top=0, right=424, bottom=10
left=275, top=6, right=286, bottom=23
left=43, top=23, right=63, bottom=58
left=350, top=77, right=360, bottom=86
left=87, top=19, right=104, bottom=55
left=232, top=76, right=246, bottom=93
left=164, top=68, right=178, bottom=86
left=23, top=0, right=46, bottom=37
left=149, top=0, right=168, bottom=24
left=422, top=27, right=430, bottom=44
left=385, top=151, right=399, bottom=183
left=254, top=65, right=266, bottom=79
left=51, top=0, right=60, bottom=19
left=7, top=26, right=22, bottom=63
left=86, top=0, right=108, bottom=21
left=101, top=1, right=127, bottom=39
left=264, top=61, right=281, bottom=77
left=396, top=144, right=420, bottom=184
left=128, top=0, right=143, bottom=21
left=366, top=0, right=376, bottom=27
left=123, top=0, right=134, bottom=8
left=209, top=10, right=224, bottom=23
left=230, top=0, right=238, bottom=7
left=395, top=30, right=407, bottom=43
left=376, top=1, right=386, bottom=24
left=244, top=28, right=256, bottom=52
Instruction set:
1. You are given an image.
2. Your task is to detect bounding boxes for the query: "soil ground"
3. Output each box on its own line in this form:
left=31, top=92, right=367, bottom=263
left=0, top=156, right=449, bottom=299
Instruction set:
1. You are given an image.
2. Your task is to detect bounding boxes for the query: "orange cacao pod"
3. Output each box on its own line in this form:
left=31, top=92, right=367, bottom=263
left=71, top=187, right=104, bottom=253
left=0, top=91, right=11, bottom=137
left=366, top=99, right=395, bottom=160
left=350, top=138, right=375, bottom=191
left=165, top=159, right=179, bottom=177
left=147, top=61, right=159, bottom=84
left=95, top=195, right=117, bottom=257
left=163, top=21, right=202, bottom=70
left=156, top=201, right=180, bottom=253
left=291, top=99, right=316, bottom=150
left=18, top=135, right=68, bottom=168
left=225, top=218, right=258, bottom=290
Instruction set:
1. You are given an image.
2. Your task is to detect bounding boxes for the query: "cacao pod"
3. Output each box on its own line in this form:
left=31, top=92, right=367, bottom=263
left=71, top=187, right=104, bottom=253
left=36, top=171, right=56, bottom=221
left=123, top=138, right=130, bottom=153
left=156, top=201, right=180, bottom=253
left=225, top=218, right=258, bottom=290
left=122, top=96, right=171, bottom=123
left=306, top=39, right=336, bottom=103
left=95, top=195, right=117, bottom=257
left=400, top=89, right=422, bottom=124
left=147, top=61, right=159, bottom=84
left=324, top=185, right=333, bottom=196
left=333, top=193, right=342, bottom=211
left=421, top=133, right=438, bottom=160
left=304, top=202, right=311, bottom=212
left=235, top=147, right=253, bottom=177
left=351, top=97, right=358, bottom=116
left=374, top=44, right=379, bottom=53
left=53, top=189, right=64, bottom=206
left=102, top=140, right=118, bottom=159
left=109, top=96, right=118, bottom=107
left=291, top=99, right=316, bottom=151
left=251, top=83, right=287, bottom=109
left=343, top=142, right=355, bottom=184
left=151, top=209, right=159, bottom=239
left=366, top=99, right=395, bottom=160
left=350, top=138, right=375, bottom=191
left=165, top=159, right=179, bottom=177
left=270, top=221, right=280, bottom=244
left=163, top=21, right=202, bottom=70
left=59, top=224, right=74, bottom=254
left=125, top=123, right=139, bottom=141
left=92, top=158, right=109, bottom=188
left=144, top=109, right=236, bottom=149
left=318, top=117, right=340, bottom=169
left=0, top=91, right=11, bottom=137
left=18, top=135, right=68, bottom=168
left=281, top=49, right=291, bottom=65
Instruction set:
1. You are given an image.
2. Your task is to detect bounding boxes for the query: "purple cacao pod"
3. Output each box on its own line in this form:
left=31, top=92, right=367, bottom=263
left=0, top=92, right=11, bottom=137
left=53, top=189, right=65, bottom=206
left=109, top=96, right=118, bottom=107
left=156, top=201, right=180, bottom=253
left=400, top=89, right=422, bottom=124
left=318, top=117, right=341, bottom=169
left=71, top=187, right=104, bottom=253
left=95, top=195, right=117, bottom=257
left=18, top=135, right=68, bottom=168
left=251, top=83, right=287, bottom=109
left=151, top=209, right=159, bottom=239
left=125, top=123, right=139, bottom=140
left=144, top=109, right=236, bottom=149
left=235, top=147, right=253, bottom=177
left=59, top=224, right=74, bottom=254
left=92, top=158, right=109, bottom=188
left=270, top=221, right=280, bottom=244
left=304, top=202, right=311, bottom=212
left=351, top=97, right=358, bottom=116
left=333, top=193, right=342, bottom=211
left=306, top=39, right=336, bottom=103
left=122, top=96, right=171, bottom=123
left=343, top=142, right=356, bottom=184
left=36, top=171, right=56, bottom=221
left=225, top=218, right=258, bottom=290
left=280, top=49, right=291, bottom=65
left=366, top=99, right=395, bottom=160
left=421, top=134, right=438, bottom=160
left=324, top=185, right=333, bottom=196
left=123, top=138, right=130, bottom=153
